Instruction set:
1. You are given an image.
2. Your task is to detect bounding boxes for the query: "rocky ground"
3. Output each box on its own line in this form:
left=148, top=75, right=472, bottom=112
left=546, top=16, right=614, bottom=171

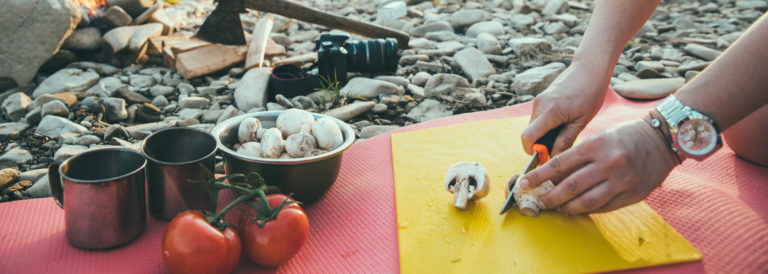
left=0, top=0, right=764, bottom=202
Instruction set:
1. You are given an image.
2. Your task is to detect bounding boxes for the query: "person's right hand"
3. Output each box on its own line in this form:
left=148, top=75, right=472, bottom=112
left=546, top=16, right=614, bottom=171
left=520, top=61, right=612, bottom=156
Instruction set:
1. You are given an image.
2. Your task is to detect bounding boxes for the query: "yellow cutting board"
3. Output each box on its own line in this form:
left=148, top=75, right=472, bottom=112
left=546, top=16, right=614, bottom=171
left=391, top=116, right=701, bottom=274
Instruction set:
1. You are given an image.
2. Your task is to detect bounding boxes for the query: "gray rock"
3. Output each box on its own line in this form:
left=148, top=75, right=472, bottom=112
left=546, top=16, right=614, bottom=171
left=673, top=17, right=694, bottom=30
left=325, top=101, right=376, bottom=121
left=291, top=96, right=317, bottom=110
left=32, top=68, right=100, bottom=98
left=408, top=38, right=435, bottom=49
left=636, top=61, right=665, bottom=72
left=54, top=145, right=89, bottom=161
left=399, top=55, right=430, bottom=66
left=685, top=71, right=699, bottom=82
left=32, top=94, right=67, bottom=109
left=451, top=9, right=485, bottom=28
left=0, top=148, right=34, bottom=164
left=67, top=62, right=120, bottom=76
left=341, top=78, right=400, bottom=99
left=149, top=85, right=174, bottom=97
left=677, top=61, right=710, bottom=74
left=374, top=76, right=409, bottom=88
left=464, top=93, right=487, bottom=107
left=736, top=0, right=768, bottom=9
left=412, top=72, right=432, bottom=87
left=435, top=41, right=466, bottom=51
left=476, top=33, right=502, bottom=55
left=613, top=78, right=685, bottom=100
left=151, top=95, right=169, bottom=108
left=99, top=98, right=128, bottom=122
left=360, top=125, right=401, bottom=139
left=19, top=169, right=48, bottom=183
left=544, top=22, right=569, bottom=35
left=266, top=103, right=285, bottom=111
left=114, top=86, right=152, bottom=104
left=41, top=101, right=70, bottom=119
left=371, top=104, right=388, bottom=114
left=178, top=108, right=203, bottom=120
left=125, top=121, right=176, bottom=133
left=0, top=0, right=80, bottom=87
left=424, top=74, right=471, bottom=94
left=465, top=21, right=505, bottom=38
left=104, top=124, right=123, bottom=141
left=406, top=99, right=452, bottom=123
left=73, top=135, right=101, bottom=146
left=661, top=49, right=682, bottom=62
left=201, top=110, right=224, bottom=123
left=423, top=31, right=460, bottom=41
left=409, top=21, right=453, bottom=37
left=217, top=105, right=241, bottom=124
left=130, top=75, right=156, bottom=88
left=0, top=123, right=30, bottom=141
left=24, top=108, right=42, bottom=124
left=275, top=94, right=295, bottom=108
left=635, top=68, right=661, bottom=79
left=618, top=72, right=642, bottom=82
left=508, top=37, right=552, bottom=55
left=178, top=97, right=210, bottom=109
left=2, top=93, right=32, bottom=122
left=24, top=175, right=51, bottom=198
left=553, top=13, right=579, bottom=27
left=61, top=27, right=102, bottom=51
left=684, top=44, right=721, bottom=61
left=135, top=103, right=162, bottom=122
left=130, top=130, right=152, bottom=140
left=407, top=84, right=426, bottom=97
left=509, top=14, right=535, bottom=30
left=453, top=48, right=496, bottom=82
left=633, top=21, right=657, bottom=38
left=102, top=23, right=164, bottom=67
left=234, top=68, right=271, bottom=112
left=542, top=0, right=569, bottom=15
left=178, top=83, right=195, bottom=94
left=101, top=6, right=133, bottom=27
left=514, top=62, right=567, bottom=96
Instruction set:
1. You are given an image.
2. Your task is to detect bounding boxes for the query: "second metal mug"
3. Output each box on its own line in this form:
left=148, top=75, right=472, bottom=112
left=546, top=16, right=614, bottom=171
left=48, top=148, right=147, bottom=249
left=141, top=127, right=218, bottom=220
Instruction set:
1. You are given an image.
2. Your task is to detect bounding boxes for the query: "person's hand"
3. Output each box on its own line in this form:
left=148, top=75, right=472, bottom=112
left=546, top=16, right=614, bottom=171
left=517, top=118, right=680, bottom=214
left=521, top=61, right=612, bottom=156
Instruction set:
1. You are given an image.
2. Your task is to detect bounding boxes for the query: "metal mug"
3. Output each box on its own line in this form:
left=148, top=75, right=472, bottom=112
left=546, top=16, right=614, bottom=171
left=49, top=148, right=147, bottom=249
left=141, top=127, right=217, bottom=221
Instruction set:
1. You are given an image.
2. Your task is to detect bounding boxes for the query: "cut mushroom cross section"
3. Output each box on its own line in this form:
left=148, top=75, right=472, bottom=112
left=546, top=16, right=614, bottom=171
left=445, top=161, right=491, bottom=210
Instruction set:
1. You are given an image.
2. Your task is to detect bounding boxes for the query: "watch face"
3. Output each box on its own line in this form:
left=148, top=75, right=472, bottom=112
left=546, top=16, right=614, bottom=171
left=676, top=118, right=718, bottom=156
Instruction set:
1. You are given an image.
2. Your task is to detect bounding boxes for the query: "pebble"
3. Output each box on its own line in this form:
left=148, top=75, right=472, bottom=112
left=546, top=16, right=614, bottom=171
left=326, top=102, right=376, bottom=121
left=406, top=99, right=453, bottom=123
left=99, top=97, right=128, bottom=122
left=476, top=33, right=502, bottom=55
left=53, top=145, right=89, bottom=161
left=0, top=123, right=30, bottom=141
left=73, top=135, right=101, bottom=146
left=149, top=85, right=175, bottom=97
left=41, top=101, right=70, bottom=119
left=340, top=78, right=400, bottom=99
left=424, top=74, right=471, bottom=95
left=453, top=47, right=496, bottom=82
left=465, top=21, right=505, bottom=38
left=411, top=72, right=432, bottom=87
left=613, top=78, right=686, bottom=100
left=2, top=93, right=32, bottom=122
left=635, top=67, right=662, bottom=79
left=514, top=63, right=567, bottom=96
left=371, top=104, right=388, bottom=114
left=451, top=9, right=485, bottom=28
left=36, top=116, right=88, bottom=138
left=178, top=97, right=210, bottom=109
left=130, top=75, right=157, bottom=88
left=0, top=148, right=34, bottom=164
left=683, top=44, right=722, bottom=61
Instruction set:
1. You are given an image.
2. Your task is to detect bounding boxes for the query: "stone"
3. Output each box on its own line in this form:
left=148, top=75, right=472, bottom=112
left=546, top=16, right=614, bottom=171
left=685, top=71, right=699, bottom=82
left=235, top=68, right=271, bottom=112
left=178, top=108, right=203, bottom=120
left=508, top=37, right=552, bottom=55
left=451, top=9, right=485, bottom=28
left=104, top=124, right=123, bottom=141
left=151, top=95, right=169, bottom=108
left=677, top=61, right=710, bottom=74
left=114, top=86, right=152, bottom=104
left=99, top=98, right=128, bottom=122
left=102, top=24, right=164, bottom=67
left=374, top=76, right=409, bottom=88
left=19, top=169, right=48, bottom=184
left=106, top=0, right=154, bottom=17
left=325, top=102, right=376, bottom=121
left=423, top=31, right=460, bottom=41
left=407, top=84, right=426, bottom=97
left=684, top=44, right=722, bottom=61
left=0, top=0, right=80, bottom=87
left=424, top=74, right=471, bottom=94
left=736, top=0, right=767, bottom=10
left=101, top=6, right=133, bottom=27
left=412, top=72, right=431, bottom=87
left=407, top=38, right=435, bottom=49
left=24, top=108, right=42, bottom=124
left=32, top=94, right=66, bottom=109
left=61, top=27, right=102, bottom=51
left=73, top=135, right=101, bottom=146
left=67, top=62, right=120, bottom=76
left=618, top=72, right=641, bottom=82
left=39, top=49, right=78, bottom=71
left=131, top=130, right=152, bottom=140
left=409, top=21, right=453, bottom=37
left=125, top=121, right=176, bottom=133
left=371, top=104, right=388, bottom=114
left=41, top=101, right=70, bottom=119
left=130, top=75, right=156, bottom=88
left=513, top=62, right=567, bottom=96
left=0, top=123, right=30, bottom=141
left=0, top=148, right=34, bottom=165
left=661, top=49, right=682, bottom=62
left=634, top=21, right=657, bottom=38
left=201, top=110, right=224, bottom=123
left=544, top=21, right=569, bottom=35
left=542, top=0, right=569, bottom=15
left=635, top=67, right=661, bottom=79
left=476, top=33, right=502, bottom=55
left=216, top=105, right=241, bottom=124
left=553, top=13, right=579, bottom=27
left=24, top=176, right=51, bottom=198
left=406, top=99, right=452, bottom=123
left=149, top=85, right=175, bottom=97
left=509, top=14, right=535, bottom=30
left=399, top=55, right=430, bottom=66
left=0, top=169, right=20, bottom=192
left=2, top=93, right=32, bottom=122
left=465, top=21, right=505, bottom=38
left=54, top=145, right=89, bottom=161
left=178, top=97, right=210, bottom=109
left=453, top=48, right=496, bottom=82
left=613, top=78, right=686, bottom=100
left=136, top=103, right=162, bottom=122
left=673, top=17, right=694, bottom=30
left=435, top=41, right=465, bottom=52
left=636, top=61, right=665, bottom=72
left=32, top=68, right=100, bottom=98
left=178, top=83, right=195, bottom=94
left=341, top=78, right=400, bottom=99
left=360, top=125, right=401, bottom=139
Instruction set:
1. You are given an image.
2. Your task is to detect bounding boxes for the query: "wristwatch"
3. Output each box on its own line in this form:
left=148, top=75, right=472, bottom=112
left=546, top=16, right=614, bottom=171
left=654, top=95, right=722, bottom=161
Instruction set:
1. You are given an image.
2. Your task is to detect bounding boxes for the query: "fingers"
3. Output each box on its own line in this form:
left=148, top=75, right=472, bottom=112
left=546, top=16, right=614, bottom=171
left=551, top=123, right=583, bottom=157
left=521, top=112, right=563, bottom=155
left=519, top=146, right=589, bottom=190
left=587, top=192, right=645, bottom=214
left=555, top=179, right=626, bottom=215
left=537, top=164, right=608, bottom=211
left=505, top=174, right=519, bottom=198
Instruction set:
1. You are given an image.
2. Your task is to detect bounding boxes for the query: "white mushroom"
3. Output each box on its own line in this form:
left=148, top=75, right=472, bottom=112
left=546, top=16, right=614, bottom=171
left=255, top=128, right=267, bottom=141
left=510, top=174, right=555, bottom=217
left=311, top=118, right=344, bottom=151
left=238, top=117, right=262, bottom=144
left=237, top=142, right=263, bottom=158
left=445, top=161, right=491, bottom=210
left=260, top=128, right=284, bottom=158
left=232, top=143, right=241, bottom=151
left=304, top=149, right=326, bottom=157
left=278, top=152, right=293, bottom=159
left=276, top=109, right=315, bottom=138
left=285, top=124, right=317, bottom=158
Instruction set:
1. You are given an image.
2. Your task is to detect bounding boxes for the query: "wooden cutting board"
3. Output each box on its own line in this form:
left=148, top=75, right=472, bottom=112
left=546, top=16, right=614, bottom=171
left=391, top=116, right=701, bottom=274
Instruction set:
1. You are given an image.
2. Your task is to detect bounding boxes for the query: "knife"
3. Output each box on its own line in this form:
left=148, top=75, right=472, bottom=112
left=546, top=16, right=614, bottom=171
left=499, top=125, right=563, bottom=215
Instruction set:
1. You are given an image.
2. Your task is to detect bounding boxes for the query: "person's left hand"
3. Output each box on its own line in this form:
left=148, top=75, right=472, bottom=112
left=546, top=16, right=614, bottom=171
left=516, top=118, right=680, bottom=214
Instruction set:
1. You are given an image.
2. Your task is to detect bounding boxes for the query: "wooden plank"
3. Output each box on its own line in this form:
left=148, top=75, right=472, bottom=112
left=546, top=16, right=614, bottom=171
left=171, top=39, right=213, bottom=56
left=265, top=38, right=286, bottom=57
left=163, top=46, right=176, bottom=70
left=176, top=44, right=247, bottom=79
left=147, top=34, right=194, bottom=56
left=273, top=52, right=318, bottom=66
left=244, top=15, right=275, bottom=70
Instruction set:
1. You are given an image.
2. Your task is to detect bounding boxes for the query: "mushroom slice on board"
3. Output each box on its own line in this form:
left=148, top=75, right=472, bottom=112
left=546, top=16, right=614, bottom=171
left=260, top=128, right=284, bottom=159
left=276, top=109, right=315, bottom=138
left=311, top=118, right=344, bottom=151
left=285, top=124, right=317, bottom=158
left=238, top=117, right=262, bottom=144
left=445, top=161, right=491, bottom=210
left=509, top=174, right=555, bottom=217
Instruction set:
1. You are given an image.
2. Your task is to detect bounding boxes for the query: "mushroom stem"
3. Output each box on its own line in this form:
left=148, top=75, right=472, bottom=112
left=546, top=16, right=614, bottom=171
left=453, top=178, right=470, bottom=210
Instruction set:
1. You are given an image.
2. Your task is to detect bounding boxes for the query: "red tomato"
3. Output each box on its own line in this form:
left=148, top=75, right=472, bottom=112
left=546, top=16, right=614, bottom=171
left=238, top=194, right=309, bottom=267
left=162, top=211, right=241, bottom=274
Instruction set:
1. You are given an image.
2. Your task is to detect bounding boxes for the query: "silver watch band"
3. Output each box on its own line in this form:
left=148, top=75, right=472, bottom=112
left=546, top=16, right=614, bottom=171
left=655, top=95, right=689, bottom=129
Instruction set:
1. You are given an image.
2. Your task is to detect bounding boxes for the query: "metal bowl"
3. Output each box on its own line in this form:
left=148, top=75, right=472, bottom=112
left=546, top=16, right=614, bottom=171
left=211, top=111, right=356, bottom=203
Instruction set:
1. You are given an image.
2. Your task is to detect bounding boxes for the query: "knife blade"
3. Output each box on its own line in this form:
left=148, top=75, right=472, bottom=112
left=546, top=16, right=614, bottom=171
left=499, top=125, right=563, bottom=215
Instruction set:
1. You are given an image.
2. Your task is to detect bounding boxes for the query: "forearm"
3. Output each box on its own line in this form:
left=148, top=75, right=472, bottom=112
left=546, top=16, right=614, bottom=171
left=674, top=14, right=768, bottom=130
left=572, top=0, right=661, bottom=82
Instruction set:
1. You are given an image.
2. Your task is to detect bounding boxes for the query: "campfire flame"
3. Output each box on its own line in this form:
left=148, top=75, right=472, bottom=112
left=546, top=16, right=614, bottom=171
left=69, top=0, right=106, bottom=18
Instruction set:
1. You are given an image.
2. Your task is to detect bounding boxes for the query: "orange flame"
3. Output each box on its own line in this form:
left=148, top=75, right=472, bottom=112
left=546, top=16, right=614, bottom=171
left=69, top=0, right=106, bottom=17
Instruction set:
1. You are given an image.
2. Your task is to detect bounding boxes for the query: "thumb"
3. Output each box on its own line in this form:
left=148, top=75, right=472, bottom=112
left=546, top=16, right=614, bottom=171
left=551, top=123, right=584, bottom=156
left=521, top=113, right=563, bottom=155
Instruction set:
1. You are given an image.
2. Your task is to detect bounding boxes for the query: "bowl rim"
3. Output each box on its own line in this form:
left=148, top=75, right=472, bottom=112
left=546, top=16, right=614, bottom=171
left=210, top=110, right=356, bottom=165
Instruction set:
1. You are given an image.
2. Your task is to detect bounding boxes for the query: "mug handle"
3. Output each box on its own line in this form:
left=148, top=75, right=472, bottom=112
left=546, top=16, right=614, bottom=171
left=49, top=160, right=64, bottom=208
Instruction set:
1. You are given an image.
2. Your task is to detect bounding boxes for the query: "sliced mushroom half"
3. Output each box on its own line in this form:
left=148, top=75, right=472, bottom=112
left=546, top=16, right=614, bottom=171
left=445, top=161, right=491, bottom=210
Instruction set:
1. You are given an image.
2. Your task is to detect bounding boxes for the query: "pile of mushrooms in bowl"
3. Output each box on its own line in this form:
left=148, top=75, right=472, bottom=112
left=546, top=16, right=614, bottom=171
left=211, top=109, right=356, bottom=203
